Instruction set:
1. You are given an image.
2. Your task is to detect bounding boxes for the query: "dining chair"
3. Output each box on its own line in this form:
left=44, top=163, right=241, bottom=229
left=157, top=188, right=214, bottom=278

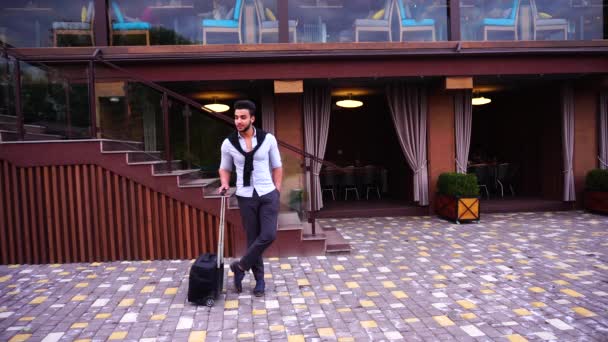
left=254, top=0, right=297, bottom=43
left=395, top=0, right=436, bottom=41
left=110, top=2, right=151, bottom=46
left=52, top=1, right=94, bottom=46
left=202, top=0, right=244, bottom=45
left=482, top=0, right=520, bottom=40
left=354, top=0, right=394, bottom=42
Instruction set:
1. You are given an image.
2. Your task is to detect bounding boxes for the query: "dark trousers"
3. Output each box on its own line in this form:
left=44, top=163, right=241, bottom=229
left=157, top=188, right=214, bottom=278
left=236, top=189, right=279, bottom=280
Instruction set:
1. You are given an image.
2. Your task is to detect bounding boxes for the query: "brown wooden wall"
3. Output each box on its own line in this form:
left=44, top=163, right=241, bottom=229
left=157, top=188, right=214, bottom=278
left=0, top=160, right=232, bottom=265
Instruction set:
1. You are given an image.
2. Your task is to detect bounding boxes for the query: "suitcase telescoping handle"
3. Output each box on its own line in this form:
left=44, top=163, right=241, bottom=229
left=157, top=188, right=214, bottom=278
left=217, top=189, right=228, bottom=269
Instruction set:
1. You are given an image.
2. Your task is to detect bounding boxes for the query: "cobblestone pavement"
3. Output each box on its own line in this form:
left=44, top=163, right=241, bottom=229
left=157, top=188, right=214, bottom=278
left=1, top=211, right=607, bottom=342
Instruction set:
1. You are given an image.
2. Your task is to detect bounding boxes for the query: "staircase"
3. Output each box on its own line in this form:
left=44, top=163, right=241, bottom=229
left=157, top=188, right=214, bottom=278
left=0, top=114, right=65, bottom=142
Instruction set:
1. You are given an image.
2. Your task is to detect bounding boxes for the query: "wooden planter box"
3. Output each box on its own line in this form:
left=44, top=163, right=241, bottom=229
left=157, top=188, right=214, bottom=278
left=584, top=190, right=608, bottom=215
left=435, top=193, right=480, bottom=223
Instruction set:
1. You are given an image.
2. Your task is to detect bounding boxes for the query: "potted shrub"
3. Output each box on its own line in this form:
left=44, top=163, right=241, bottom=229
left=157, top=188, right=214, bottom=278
left=584, top=169, right=608, bottom=214
left=435, top=172, right=480, bottom=223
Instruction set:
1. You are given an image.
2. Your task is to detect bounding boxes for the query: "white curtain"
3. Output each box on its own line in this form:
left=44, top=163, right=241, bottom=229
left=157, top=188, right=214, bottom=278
left=561, top=84, right=576, bottom=201
left=455, top=90, right=473, bottom=173
left=386, top=83, right=429, bottom=206
left=303, top=86, right=331, bottom=211
left=261, top=90, right=275, bottom=134
left=600, top=91, right=608, bottom=169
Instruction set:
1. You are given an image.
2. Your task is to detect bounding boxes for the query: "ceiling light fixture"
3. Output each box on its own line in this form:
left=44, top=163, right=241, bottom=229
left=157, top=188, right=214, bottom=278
left=109, top=96, right=120, bottom=103
left=203, top=97, right=230, bottom=113
left=336, top=93, right=363, bottom=108
left=472, top=95, right=491, bottom=106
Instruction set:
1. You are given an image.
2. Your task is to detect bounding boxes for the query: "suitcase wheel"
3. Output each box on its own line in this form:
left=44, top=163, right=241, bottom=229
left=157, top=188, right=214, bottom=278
left=205, top=298, right=215, bottom=307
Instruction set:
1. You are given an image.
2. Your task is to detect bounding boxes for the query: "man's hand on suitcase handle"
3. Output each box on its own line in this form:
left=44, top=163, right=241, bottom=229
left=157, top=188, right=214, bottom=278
left=218, top=184, right=229, bottom=196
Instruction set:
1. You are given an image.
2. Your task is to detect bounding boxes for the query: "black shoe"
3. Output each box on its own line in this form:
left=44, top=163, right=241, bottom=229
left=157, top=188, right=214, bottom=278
left=230, top=261, right=245, bottom=293
left=253, top=279, right=265, bottom=297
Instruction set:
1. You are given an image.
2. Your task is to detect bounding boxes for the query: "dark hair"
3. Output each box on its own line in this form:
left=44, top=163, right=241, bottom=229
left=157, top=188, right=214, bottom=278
left=234, top=100, right=256, bottom=117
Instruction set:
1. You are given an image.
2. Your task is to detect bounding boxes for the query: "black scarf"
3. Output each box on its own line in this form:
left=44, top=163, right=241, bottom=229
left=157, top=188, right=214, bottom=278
left=227, top=129, right=267, bottom=187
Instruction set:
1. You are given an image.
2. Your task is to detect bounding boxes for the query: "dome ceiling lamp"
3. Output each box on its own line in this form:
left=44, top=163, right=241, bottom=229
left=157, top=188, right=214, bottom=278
left=203, top=97, right=230, bottom=113
left=336, top=93, right=363, bottom=108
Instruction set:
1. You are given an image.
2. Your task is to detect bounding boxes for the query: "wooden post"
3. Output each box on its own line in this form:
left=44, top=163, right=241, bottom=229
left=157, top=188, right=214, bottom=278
left=13, top=58, right=23, bottom=140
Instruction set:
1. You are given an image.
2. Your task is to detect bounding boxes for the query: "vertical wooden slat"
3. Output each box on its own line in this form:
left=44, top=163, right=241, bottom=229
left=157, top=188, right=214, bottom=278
left=105, top=169, right=116, bottom=261
left=83, top=165, right=94, bottom=261
left=51, top=166, right=62, bottom=263
left=205, top=212, right=214, bottom=254
left=168, top=198, right=177, bottom=259
left=120, top=177, right=131, bottom=260
left=160, top=194, right=169, bottom=259
left=59, top=166, right=70, bottom=263
left=129, top=179, right=139, bottom=259
left=97, top=166, right=108, bottom=261
left=144, top=187, right=154, bottom=260
left=114, top=173, right=124, bottom=260
left=90, top=165, right=100, bottom=261
left=67, top=166, right=78, bottom=262
left=211, top=215, right=218, bottom=254
left=19, top=167, right=31, bottom=263
left=176, top=202, right=184, bottom=259
left=75, top=165, right=86, bottom=261
left=43, top=166, right=54, bottom=263
left=198, top=212, right=206, bottom=253
left=152, top=191, right=161, bottom=259
left=191, top=209, right=200, bottom=256
left=184, top=204, right=192, bottom=259
left=11, top=164, right=23, bottom=264
left=35, top=167, right=47, bottom=263
left=0, top=161, right=8, bottom=264
left=27, top=168, right=38, bottom=264
left=137, top=183, right=146, bottom=259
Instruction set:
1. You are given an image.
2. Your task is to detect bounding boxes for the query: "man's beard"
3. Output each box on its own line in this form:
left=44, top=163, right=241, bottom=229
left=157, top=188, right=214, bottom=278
left=238, top=122, right=252, bottom=132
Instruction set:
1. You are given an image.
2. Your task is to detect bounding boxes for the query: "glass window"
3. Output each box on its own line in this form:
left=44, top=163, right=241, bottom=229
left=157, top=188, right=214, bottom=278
left=460, top=0, right=607, bottom=41
left=289, top=0, right=448, bottom=43
left=0, top=0, right=94, bottom=47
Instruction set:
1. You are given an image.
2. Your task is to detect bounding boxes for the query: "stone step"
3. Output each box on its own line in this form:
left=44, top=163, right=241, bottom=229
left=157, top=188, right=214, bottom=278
left=101, top=140, right=145, bottom=152
left=0, top=130, right=63, bottom=142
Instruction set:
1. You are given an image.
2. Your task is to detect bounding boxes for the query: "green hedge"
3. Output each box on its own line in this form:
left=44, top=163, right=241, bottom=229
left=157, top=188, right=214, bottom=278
left=585, top=169, right=608, bottom=192
left=437, top=172, right=480, bottom=197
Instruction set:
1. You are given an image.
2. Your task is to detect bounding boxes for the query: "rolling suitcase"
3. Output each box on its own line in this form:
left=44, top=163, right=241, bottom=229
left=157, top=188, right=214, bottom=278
left=187, top=190, right=228, bottom=306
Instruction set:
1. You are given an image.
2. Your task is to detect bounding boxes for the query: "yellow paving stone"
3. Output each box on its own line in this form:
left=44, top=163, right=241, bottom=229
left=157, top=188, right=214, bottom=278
left=433, top=275, right=446, bottom=280
left=71, top=322, right=89, bottom=329
left=434, top=283, right=447, bottom=288
left=277, top=292, right=289, bottom=297
left=392, top=291, right=408, bottom=299
left=474, top=260, right=487, bottom=265
left=72, top=295, right=87, bottom=301
left=264, top=274, right=272, bottom=279
left=360, top=320, right=378, bottom=328
left=338, top=338, right=354, bottom=342
left=553, top=280, right=569, bottom=285
left=505, top=334, right=528, bottom=342
left=561, top=289, right=584, bottom=297
left=401, top=277, right=413, bottom=281
left=419, top=252, right=431, bottom=257
left=529, top=287, right=545, bottom=293
left=323, top=285, right=337, bottom=291
left=252, top=309, right=267, bottom=315
left=59, top=272, right=70, bottom=276
left=457, top=300, right=477, bottom=309
left=118, top=298, right=134, bottom=307
left=524, top=272, right=535, bottom=277
left=440, top=265, right=453, bottom=270
left=8, top=290, right=19, bottom=295
left=287, top=335, right=305, bottom=342
left=337, top=308, right=351, bottom=313
left=74, top=339, right=91, bottom=342
left=382, top=281, right=396, bottom=288
left=561, top=273, right=579, bottom=280
left=513, top=308, right=532, bottom=316
left=360, top=300, right=375, bottom=307
left=125, top=267, right=136, bottom=272
left=461, top=313, right=477, bottom=320
left=346, top=282, right=359, bottom=289
left=464, top=266, right=476, bottom=271
left=297, top=279, right=310, bottom=286
left=362, top=262, right=373, bottom=267
left=313, top=268, right=324, bottom=273
left=482, top=283, right=495, bottom=287
left=280, top=264, right=292, bottom=270
left=354, top=255, right=365, bottom=259
left=319, top=299, right=332, bottom=305
left=106, top=266, right=116, bottom=271
left=303, top=291, right=315, bottom=297
left=399, top=265, right=409, bottom=270
left=7, top=284, right=16, bottom=288
left=294, top=304, right=308, bottom=310
left=225, top=300, right=238, bottom=309
left=269, top=257, right=279, bottom=261
left=34, top=289, right=45, bottom=293
left=333, top=265, right=345, bottom=271
left=75, top=282, right=88, bottom=288
left=8, top=264, right=20, bottom=268
left=531, top=302, right=546, bottom=308
left=352, top=274, right=362, bottom=279
left=188, top=331, right=206, bottom=342
left=318, top=328, right=335, bottom=337
left=433, top=316, right=455, bottom=327
left=164, top=288, right=178, bottom=295
left=29, top=296, right=47, bottom=305
left=141, top=286, right=155, bottom=294
left=238, top=333, right=254, bottom=339
left=269, top=325, right=284, bottom=332
left=493, top=259, right=505, bottom=263
left=517, top=260, right=529, bottom=264
left=139, top=276, right=150, bottom=280
left=151, top=314, right=166, bottom=321
left=95, top=313, right=111, bottom=319
left=418, top=246, right=429, bottom=250
left=8, top=334, right=31, bottom=342
left=572, top=307, right=597, bottom=317
left=366, top=291, right=379, bottom=297
left=108, top=331, right=127, bottom=340
left=145, top=268, right=156, bottom=272
left=504, top=275, right=519, bottom=281
left=86, top=274, right=97, bottom=279
left=0, top=275, right=13, bottom=282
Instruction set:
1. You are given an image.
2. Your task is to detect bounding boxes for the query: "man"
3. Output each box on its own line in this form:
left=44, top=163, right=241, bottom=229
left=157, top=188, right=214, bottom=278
left=218, top=99, right=282, bottom=297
